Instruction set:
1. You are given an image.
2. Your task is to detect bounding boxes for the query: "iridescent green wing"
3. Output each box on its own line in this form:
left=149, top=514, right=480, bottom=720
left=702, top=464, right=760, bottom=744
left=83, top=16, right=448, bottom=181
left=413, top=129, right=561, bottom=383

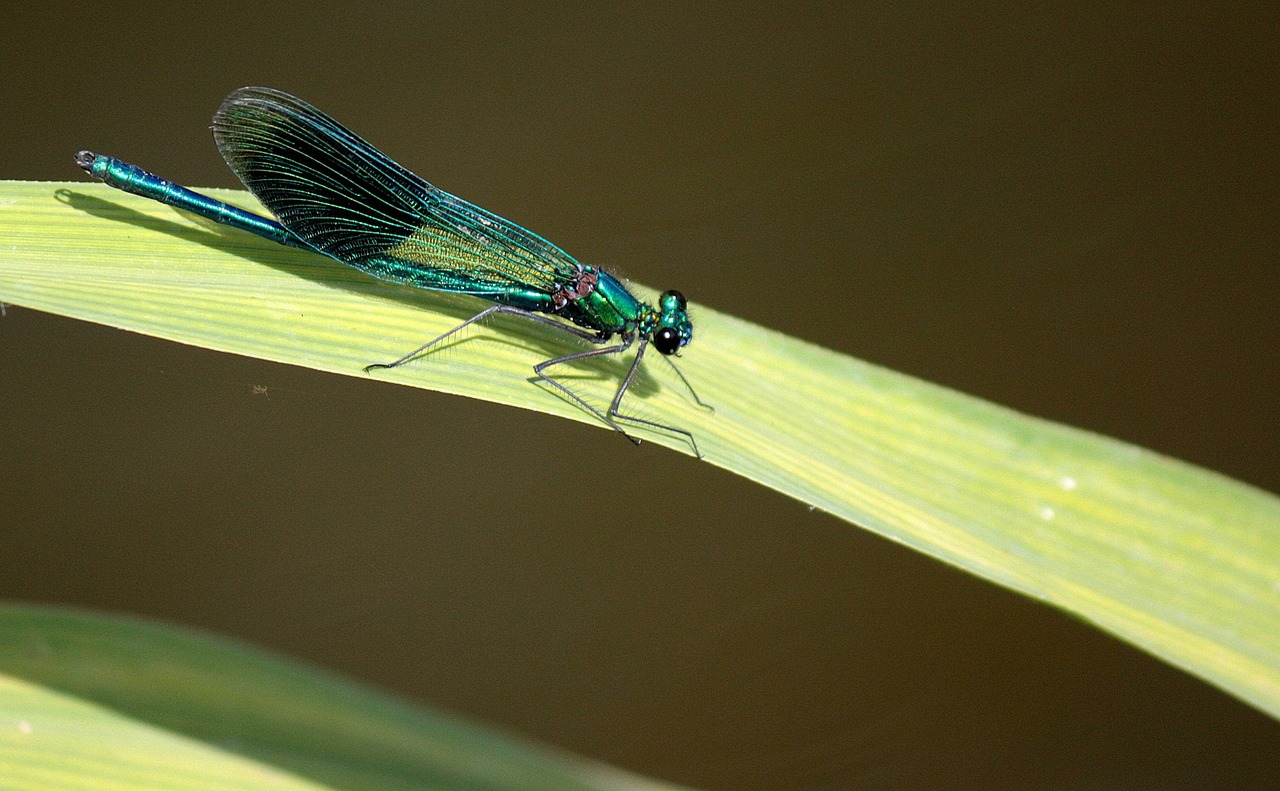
left=212, top=87, right=579, bottom=301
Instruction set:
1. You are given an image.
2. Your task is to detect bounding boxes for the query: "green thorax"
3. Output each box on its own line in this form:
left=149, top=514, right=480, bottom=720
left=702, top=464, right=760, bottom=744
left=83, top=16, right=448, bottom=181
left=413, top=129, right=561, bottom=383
left=555, top=269, right=650, bottom=336
left=559, top=270, right=693, bottom=354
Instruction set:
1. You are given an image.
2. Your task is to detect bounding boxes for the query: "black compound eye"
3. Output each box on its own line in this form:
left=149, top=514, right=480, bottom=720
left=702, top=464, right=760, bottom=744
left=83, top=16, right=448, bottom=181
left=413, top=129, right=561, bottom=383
left=661, top=290, right=688, bottom=311
left=653, top=326, right=680, bottom=355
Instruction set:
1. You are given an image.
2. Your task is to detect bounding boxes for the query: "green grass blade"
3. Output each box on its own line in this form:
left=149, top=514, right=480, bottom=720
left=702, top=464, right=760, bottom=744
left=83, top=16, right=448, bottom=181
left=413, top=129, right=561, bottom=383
left=2, top=180, right=1279, bottom=721
left=0, top=604, right=687, bottom=791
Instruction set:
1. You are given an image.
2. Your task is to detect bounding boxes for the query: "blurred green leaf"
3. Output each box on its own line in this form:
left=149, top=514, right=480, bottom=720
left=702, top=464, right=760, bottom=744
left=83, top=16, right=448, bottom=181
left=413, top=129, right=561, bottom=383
left=0, top=605, right=687, bottom=790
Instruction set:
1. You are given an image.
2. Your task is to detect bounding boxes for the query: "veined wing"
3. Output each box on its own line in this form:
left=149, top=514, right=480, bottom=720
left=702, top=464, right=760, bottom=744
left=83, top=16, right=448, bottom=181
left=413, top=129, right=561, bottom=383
left=212, top=87, right=579, bottom=297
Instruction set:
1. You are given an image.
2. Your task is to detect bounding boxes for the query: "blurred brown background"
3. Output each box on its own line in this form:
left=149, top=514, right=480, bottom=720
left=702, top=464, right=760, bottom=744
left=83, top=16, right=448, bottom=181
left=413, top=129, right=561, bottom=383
left=1, top=3, right=1277, bottom=789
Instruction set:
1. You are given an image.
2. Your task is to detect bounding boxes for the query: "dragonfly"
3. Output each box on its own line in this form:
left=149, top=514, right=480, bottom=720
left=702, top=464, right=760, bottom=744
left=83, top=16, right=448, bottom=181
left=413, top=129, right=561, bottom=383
left=77, top=87, right=709, bottom=456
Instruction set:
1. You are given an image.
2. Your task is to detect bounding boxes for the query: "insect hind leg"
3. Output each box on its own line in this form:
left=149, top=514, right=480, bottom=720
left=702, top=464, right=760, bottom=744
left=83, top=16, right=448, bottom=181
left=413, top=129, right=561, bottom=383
left=364, top=305, right=607, bottom=372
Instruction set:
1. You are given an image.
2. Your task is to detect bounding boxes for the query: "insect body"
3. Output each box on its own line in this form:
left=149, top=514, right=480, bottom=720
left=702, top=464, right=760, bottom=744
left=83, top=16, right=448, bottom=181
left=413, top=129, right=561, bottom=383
left=77, top=87, right=707, bottom=455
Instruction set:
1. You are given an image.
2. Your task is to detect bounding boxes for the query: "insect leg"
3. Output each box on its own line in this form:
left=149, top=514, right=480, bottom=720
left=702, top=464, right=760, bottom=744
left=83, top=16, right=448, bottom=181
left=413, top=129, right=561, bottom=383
left=606, top=338, right=702, bottom=458
left=661, top=355, right=714, bottom=413
left=532, top=336, right=642, bottom=445
left=364, top=305, right=607, bottom=372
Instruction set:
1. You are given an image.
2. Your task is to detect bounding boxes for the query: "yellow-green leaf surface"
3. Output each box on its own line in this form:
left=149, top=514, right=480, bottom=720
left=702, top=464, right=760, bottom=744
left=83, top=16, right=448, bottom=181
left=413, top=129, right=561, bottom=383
left=3, top=181, right=1280, bottom=722
left=0, top=604, right=685, bottom=791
